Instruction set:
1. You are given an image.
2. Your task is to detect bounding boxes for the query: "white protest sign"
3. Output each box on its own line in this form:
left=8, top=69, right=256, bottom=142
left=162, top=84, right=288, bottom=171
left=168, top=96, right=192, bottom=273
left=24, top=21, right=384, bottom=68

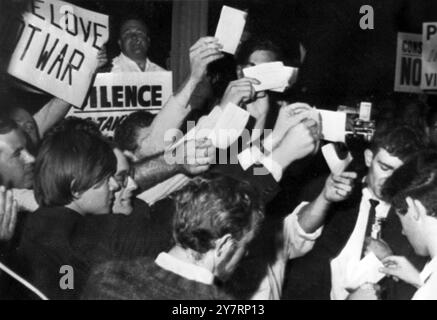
left=394, top=33, right=423, bottom=93
left=8, top=0, right=109, bottom=107
left=243, top=62, right=298, bottom=92
left=214, top=6, right=247, bottom=55
left=422, top=23, right=437, bottom=90
left=67, top=72, right=173, bottom=137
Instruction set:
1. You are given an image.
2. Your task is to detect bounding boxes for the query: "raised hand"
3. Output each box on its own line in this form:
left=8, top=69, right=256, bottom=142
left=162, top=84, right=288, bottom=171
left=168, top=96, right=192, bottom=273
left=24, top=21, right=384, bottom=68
left=189, top=37, right=224, bottom=82
left=380, top=256, right=422, bottom=288
left=219, top=78, right=260, bottom=108
left=176, top=138, right=216, bottom=176
left=322, top=171, right=357, bottom=202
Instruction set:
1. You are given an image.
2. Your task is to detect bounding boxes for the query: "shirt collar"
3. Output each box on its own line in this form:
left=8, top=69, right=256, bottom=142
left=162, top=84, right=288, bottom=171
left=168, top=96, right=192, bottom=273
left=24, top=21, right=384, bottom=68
left=420, top=256, right=437, bottom=285
left=154, top=252, right=215, bottom=285
left=361, top=187, right=391, bottom=218
left=119, top=53, right=149, bottom=71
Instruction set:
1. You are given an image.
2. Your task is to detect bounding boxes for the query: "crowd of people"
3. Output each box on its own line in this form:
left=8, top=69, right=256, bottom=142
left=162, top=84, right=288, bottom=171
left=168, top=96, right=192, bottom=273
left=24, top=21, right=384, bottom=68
left=0, top=10, right=437, bottom=301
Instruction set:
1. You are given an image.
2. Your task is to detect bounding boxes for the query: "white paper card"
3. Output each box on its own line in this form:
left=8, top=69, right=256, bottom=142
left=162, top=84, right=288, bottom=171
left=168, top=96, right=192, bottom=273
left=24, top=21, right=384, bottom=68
left=214, top=6, right=247, bottom=55
left=319, top=110, right=346, bottom=143
left=347, top=252, right=386, bottom=290
left=243, top=62, right=298, bottom=92
left=322, top=143, right=353, bottom=175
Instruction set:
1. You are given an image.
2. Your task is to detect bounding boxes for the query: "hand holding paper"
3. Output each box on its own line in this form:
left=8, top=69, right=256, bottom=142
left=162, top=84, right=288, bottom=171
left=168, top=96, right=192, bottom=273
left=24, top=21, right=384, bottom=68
left=243, top=62, right=298, bottom=92
left=219, top=78, right=260, bottom=107
left=214, top=6, right=247, bottom=55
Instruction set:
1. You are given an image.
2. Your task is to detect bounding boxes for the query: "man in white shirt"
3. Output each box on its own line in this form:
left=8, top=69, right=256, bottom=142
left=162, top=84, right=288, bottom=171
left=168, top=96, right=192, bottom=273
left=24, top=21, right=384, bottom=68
left=111, top=17, right=166, bottom=73
left=377, top=150, right=437, bottom=300
left=284, top=124, right=425, bottom=300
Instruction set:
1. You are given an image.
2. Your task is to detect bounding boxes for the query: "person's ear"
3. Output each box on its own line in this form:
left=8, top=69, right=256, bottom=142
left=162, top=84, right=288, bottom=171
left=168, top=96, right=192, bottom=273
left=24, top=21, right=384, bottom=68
left=412, top=198, right=427, bottom=222
left=364, top=149, right=374, bottom=168
left=70, top=180, right=81, bottom=199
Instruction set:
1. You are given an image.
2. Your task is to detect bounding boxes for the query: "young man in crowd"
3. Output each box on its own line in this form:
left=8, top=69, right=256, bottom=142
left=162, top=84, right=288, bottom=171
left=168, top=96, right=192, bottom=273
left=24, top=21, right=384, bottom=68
left=82, top=175, right=263, bottom=300
left=283, top=124, right=426, bottom=300
left=370, top=150, right=437, bottom=299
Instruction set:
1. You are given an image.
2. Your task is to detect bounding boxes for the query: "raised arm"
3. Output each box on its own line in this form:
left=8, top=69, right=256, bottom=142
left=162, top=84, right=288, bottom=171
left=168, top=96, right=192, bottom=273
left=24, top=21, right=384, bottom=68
left=138, top=37, right=223, bottom=157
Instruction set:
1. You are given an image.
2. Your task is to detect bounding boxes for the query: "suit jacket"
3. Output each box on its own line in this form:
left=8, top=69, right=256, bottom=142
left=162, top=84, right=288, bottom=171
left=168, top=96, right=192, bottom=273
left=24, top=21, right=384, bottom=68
left=282, top=178, right=426, bottom=300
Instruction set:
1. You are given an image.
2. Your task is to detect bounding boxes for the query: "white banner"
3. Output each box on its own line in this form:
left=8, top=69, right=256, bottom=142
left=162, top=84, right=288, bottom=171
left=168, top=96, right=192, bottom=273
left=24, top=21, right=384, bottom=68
left=8, top=0, right=109, bottom=107
left=67, top=72, right=173, bottom=137
left=394, top=33, right=423, bottom=93
left=422, top=23, right=437, bottom=90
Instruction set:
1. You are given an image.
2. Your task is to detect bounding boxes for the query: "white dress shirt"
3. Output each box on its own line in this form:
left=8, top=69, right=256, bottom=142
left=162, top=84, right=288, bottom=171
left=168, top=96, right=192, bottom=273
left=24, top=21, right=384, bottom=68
left=251, top=202, right=323, bottom=300
left=330, top=187, right=391, bottom=300
left=155, top=252, right=214, bottom=285
left=413, top=256, right=437, bottom=300
left=111, top=53, right=166, bottom=73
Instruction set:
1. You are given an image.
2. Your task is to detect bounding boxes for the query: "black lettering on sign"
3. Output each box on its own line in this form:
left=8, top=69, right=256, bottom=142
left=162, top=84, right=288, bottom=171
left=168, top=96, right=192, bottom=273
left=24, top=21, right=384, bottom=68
left=92, top=23, right=106, bottom=50
left=100, top=87, right=111, bottom=108
left=79, top=18, right=92, bottom=43
left=89, top=87, right=97, bottom=108
left=425, top=73, right=437, bottom=87
left=31, top=0, right=45, bottom=21
left=36, top=34, right=59, bottom=70
left=48, top=43, right=68, bottom=79
left=125, top=86, right=137, bottom=107
left=95, top=116, right=107, bottom=129
left=64, top=10, right=78, bottom=37
left=60, top=49, right=85, bottom=85
left=400, top=57, right=422, bottom=86
left=111, top=115, right=128, bottom=131
left=138, top=86, right=151, bottom=107
left=20, top=23, right=42, bottom=61
left=426, top=25, right=437, bottom=41
left=112, top=86, right=123, bottom=107
left=101, top=116, right=113, bottom=131
left=49, top=4, right=63, bottom=30
left=151, top=85, right=162, bottom=106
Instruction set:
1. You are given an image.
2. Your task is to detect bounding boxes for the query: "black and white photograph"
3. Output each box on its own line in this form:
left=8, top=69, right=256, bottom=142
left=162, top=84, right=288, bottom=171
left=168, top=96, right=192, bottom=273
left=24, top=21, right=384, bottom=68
left=0, top=0, right=437, bottom=305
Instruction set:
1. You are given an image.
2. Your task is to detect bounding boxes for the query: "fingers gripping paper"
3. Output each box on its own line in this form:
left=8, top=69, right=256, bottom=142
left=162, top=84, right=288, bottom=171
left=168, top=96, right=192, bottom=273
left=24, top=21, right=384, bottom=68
left=214, top=6, right=247, bottom=55
left=8, top=0, right=109, bottom=107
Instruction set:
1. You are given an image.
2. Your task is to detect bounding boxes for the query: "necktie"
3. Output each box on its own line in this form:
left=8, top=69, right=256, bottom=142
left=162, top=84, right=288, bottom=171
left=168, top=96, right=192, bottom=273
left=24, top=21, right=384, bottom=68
left=365, top=199, right=380, bottom=238
left=361, top=199, right=380, bottom=258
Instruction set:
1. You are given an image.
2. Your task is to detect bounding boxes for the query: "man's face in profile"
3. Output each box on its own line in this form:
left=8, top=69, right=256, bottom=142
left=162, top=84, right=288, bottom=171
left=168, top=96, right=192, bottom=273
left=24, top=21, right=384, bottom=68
left=118, top=19, right=150, bottom=62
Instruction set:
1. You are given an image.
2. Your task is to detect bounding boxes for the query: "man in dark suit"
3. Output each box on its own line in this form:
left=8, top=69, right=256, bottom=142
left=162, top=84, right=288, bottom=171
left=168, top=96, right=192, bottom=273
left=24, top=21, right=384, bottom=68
left=282, top=124, right=426, bottom=300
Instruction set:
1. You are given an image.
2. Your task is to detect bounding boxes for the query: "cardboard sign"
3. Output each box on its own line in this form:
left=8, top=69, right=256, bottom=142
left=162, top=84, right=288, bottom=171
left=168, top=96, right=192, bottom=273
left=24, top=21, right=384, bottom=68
left=394, top=33, right=423, bottom=93
left=422, top=23, right=437, bottom=90
left=8, top=0, right=109, bottom=107
left=66, top=72, right=173, bottom=137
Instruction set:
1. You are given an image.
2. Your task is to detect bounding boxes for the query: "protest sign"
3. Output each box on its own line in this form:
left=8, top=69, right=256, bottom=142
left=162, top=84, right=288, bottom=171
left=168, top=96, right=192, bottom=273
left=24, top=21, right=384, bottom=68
left=66, top=72, right=173, bottom=137
left=394, top=32, right=423, bottom=93
left=8, top=0, right=109, bottom=106
left=422, top=23, right=437, bottom=90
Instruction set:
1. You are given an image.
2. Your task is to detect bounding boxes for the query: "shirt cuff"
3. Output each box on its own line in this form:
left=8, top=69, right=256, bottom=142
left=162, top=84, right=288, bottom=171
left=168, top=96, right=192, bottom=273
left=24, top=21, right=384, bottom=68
left=238, top=146, right=264, bottom=170
left=259, top=154, right=283, bottom=182
left=286, top=202, right=323, bottom=240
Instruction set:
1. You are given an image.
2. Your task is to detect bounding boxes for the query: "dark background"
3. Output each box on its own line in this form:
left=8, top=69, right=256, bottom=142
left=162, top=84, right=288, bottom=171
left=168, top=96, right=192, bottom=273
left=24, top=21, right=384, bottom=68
left=1, top=0, right=437, bottom=113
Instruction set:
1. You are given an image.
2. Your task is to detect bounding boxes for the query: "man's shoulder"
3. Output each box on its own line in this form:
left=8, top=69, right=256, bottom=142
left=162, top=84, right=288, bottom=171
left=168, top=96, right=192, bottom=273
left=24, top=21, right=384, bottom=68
left=146, top=59, right=167, bottom=72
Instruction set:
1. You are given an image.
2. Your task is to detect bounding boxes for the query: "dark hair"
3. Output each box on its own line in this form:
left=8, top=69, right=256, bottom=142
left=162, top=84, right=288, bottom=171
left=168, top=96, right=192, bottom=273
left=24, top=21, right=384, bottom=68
left=117, top=14, right=150, bottom=38
left=0, top=117, right=18, bottom=135
left=171, top=175, right=264, bottom=254
left=382, top=150, right=437, bottom=218
left=34, top=119, right=116, bottom=207
left=370, top=125, right=425, bottom=162
left=236, top=37, right=284, bottom=66
left=114, top=111, right=155, bottom=152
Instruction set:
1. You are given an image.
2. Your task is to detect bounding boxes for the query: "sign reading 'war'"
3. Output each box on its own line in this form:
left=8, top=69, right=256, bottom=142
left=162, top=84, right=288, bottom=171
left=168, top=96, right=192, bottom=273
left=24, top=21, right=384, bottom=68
left=67, top=72, right=173, bottom=137
left=8, top=0, right=109, bottom=107
left=394, top=33, right=422, bottom=93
